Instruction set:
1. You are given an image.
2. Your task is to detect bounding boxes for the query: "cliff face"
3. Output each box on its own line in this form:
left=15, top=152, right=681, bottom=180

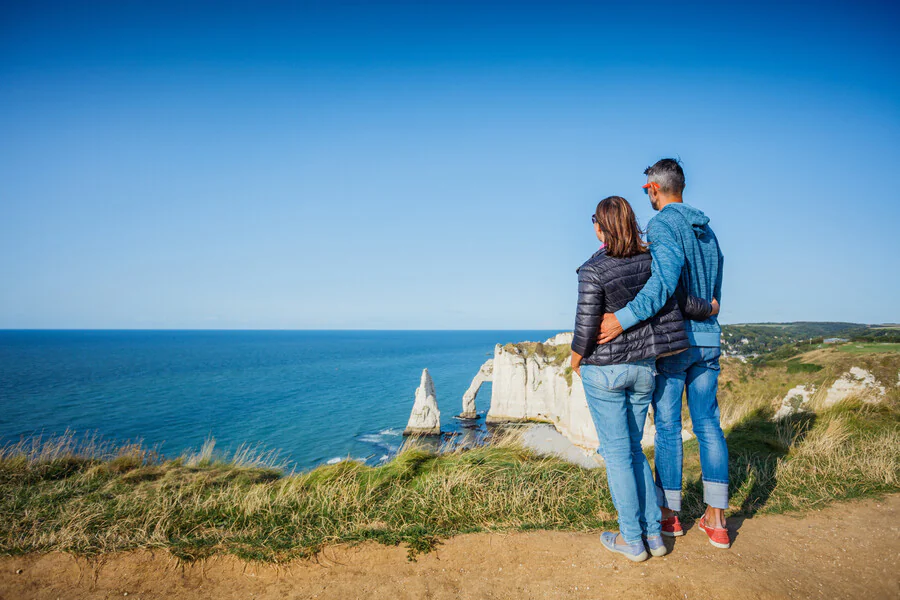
left=463, top=333, right=691, bottom=452
left=483, top=338, right=600, bottom=450
left=463, top=335, right=900, bottom=454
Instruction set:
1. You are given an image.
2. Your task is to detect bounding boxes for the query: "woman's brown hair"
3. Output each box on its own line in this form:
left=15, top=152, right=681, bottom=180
left=594, top=196, right=649, bottom=258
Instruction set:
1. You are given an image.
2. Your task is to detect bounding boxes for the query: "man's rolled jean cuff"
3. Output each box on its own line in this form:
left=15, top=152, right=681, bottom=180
left=656, top=486, right=682, bottom=512
left=703, top=480, right=729, bottom=510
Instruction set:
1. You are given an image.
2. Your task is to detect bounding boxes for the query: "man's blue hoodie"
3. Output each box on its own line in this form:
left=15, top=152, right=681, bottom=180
left=613, top=202, right=723, bottom=348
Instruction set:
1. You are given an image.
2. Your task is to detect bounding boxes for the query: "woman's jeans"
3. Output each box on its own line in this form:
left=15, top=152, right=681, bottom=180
left=581, top=359, right=662, bottom=544
left=652, top=346, right=729, bottom=511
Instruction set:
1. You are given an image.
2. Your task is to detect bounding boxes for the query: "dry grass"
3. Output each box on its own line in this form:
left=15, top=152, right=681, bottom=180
left=719, top=393, right=773, bottom=429
left=2, top=351, right=897, bottom=562
left=182, top=436, right=288, bottom=471
left=762, top=398, right=899, bottom=513
left=2, top=393, right=896, bottom=562
left=0, top=428, right=616, bottom=561
left=664, top=347, right=898, bottom=520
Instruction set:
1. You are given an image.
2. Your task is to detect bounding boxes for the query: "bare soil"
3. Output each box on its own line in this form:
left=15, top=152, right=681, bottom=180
left=2, top=495, right=898, bottom=600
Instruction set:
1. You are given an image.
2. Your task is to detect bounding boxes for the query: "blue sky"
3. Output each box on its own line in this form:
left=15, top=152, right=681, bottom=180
left=1, top=1, right=898, bottom=329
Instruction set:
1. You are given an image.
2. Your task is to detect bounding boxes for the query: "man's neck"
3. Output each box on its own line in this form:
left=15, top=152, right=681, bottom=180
left=657, top=195, right=683, bottom=211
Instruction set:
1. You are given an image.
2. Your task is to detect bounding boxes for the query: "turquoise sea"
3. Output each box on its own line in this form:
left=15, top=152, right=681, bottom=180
left=0, top=330, right=560, bottom=471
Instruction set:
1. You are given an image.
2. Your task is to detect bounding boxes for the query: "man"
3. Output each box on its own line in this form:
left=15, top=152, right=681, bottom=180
left=597, top=158, right=730, bottom=549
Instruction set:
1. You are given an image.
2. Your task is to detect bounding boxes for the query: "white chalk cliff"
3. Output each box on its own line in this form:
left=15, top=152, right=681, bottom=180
left=460, top=359, right=493, bottom=419
left=404, top=368, right=441, bottom=436
left=461, top=334, right=691, bottom=451
left=457, top=334, right=899, bottom=452
left=543, top=332, right=574, bottom=346
left=485, top=343, right=599, bottom=449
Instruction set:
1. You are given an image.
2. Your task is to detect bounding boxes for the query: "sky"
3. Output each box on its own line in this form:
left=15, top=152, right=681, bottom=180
left=1, top=0, right=898, bottom=329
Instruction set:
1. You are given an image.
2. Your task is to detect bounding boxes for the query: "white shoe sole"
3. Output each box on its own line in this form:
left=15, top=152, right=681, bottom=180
left=601, top=541, right=649, bottom=562
left=661, top=530, right=684, bottom=537
left=707, top=538, right=731, bottom=549
left=620, top=550, right=650, bottom=562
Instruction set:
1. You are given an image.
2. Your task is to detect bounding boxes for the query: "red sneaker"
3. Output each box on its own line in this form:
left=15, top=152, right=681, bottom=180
left=660, top=515, right=684, bottom=537
left=698, top=515, right=731, bottom=549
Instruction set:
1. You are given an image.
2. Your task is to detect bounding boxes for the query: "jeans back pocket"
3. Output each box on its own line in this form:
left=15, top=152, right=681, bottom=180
left=598, top=364, right=630, bottom=390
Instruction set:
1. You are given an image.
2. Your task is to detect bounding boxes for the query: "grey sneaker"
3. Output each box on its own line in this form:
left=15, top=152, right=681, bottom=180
left=645, top=534, right=668, bottom=557
left=600, top=531, right=649, bottom=562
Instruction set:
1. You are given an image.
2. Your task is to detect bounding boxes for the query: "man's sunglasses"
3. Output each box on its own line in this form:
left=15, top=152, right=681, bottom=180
left=642, top=181, right=660, bottom=194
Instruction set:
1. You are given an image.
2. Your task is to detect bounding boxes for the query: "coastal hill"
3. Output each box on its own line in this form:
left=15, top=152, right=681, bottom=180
left=449, top=322, right=900, bottom=455
left=1, top=324, right=897, bottom=598
left=720, top=321, right=900, bottom=358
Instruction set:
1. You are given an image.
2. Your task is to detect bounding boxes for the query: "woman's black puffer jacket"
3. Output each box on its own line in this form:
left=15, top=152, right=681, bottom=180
left=572, top=248, right=690, bottom=366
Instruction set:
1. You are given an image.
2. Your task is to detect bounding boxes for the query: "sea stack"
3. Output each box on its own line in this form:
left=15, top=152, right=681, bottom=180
left=403, top=368, right=441, bottom=436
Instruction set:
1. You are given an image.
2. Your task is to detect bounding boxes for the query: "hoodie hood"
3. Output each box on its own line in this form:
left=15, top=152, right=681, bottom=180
left=663, top=203, right=710, bottom=238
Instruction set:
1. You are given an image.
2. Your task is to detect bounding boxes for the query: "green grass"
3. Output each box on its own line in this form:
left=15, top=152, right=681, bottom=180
left=837, top=342, right=900, bottom=354
left=785, top=359, right=824, bottom=374
left=1, top=389, right=898, bottom=563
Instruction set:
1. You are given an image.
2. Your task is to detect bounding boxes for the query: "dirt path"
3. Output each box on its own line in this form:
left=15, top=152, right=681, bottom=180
left=2, top=495, right=898, bottom=600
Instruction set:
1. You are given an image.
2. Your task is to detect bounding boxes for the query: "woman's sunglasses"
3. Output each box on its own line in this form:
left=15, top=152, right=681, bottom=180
left=591, top=214, right=597, bottom=224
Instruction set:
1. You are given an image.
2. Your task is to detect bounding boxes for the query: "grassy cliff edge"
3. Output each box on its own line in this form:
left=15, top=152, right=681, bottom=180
left=2, top=347, right=898, bottom=563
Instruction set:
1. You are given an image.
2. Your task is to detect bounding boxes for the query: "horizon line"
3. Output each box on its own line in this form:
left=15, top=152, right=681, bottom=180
left=0, top=321, right=893, bottom=333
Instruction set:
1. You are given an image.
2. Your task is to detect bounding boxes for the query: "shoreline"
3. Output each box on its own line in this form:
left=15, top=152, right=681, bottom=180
left=519, top=423, right=600, bottom=469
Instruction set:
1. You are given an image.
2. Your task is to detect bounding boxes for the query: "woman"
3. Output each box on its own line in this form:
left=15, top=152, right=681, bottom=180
left=570, top=196, right=702, bottom=562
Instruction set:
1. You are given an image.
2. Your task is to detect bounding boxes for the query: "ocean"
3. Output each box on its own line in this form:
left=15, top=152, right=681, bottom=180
left=0, top=330, right=560, bottom=471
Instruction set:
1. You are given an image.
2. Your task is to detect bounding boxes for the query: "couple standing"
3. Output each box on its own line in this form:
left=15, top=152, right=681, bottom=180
left=570, top=158, right=729, bottom=562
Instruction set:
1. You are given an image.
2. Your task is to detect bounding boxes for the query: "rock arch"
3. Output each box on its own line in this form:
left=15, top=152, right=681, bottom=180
left=458, top=359, right=493, bottom=419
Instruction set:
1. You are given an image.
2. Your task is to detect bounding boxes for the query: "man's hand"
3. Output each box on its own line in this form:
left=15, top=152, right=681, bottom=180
left=711, top=298, right=720, bottom=316
left=597, top=312, right=624, bottom=344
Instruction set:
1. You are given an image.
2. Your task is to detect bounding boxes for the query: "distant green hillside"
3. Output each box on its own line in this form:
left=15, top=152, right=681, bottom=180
left=721, top=322, right=900, bottom=361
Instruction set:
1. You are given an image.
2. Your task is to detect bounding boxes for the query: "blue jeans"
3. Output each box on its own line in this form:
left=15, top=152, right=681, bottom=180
left=581, top=359, right=662, bottom=544
left=652, top=346, right=729, bottom=511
